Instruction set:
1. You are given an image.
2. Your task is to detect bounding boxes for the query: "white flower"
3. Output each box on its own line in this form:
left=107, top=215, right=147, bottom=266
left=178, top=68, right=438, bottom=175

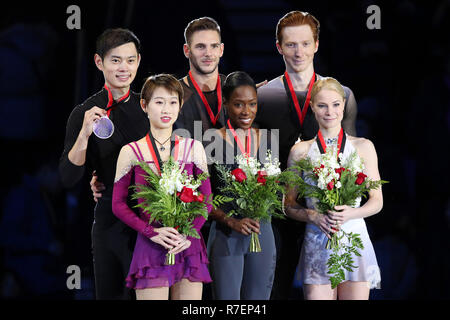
left=237, top=154, right=261, bottom=176
left=317, top=176, right=327, bottom=190
left=265, top=164, right=281, bottom=176
left=176, top=179, right=184, bottom=192
left=263, top=151, right=281, bottom=176
left=158, top=160, right=203, bottom=195
left=341, top=151, right=365, bottom=173
left=160, top=179, right=176, bottom=195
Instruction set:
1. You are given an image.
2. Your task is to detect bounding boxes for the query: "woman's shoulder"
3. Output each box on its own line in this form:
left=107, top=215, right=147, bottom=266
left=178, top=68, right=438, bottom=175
left=218, top=127, right=227, bottom=136
left=348, top=135, right=374, bottom=149
left=123, top=137, right=145, bottom=151
left=182, top=137, right=207, bottom=161
left=347, top=135, right=377, bottom=158
left=119, top=137, right=147, bottom=160
left=290, top=139, right=314, bottom=161
left=182, top=136, right=203, bottom=147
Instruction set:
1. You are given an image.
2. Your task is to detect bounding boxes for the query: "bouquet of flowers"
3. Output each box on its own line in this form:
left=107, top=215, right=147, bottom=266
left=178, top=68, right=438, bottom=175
left=215, top=151, right=296, bottom=252
left=292, top=146, right=388, bottom=288
left=132, top=157, right=229, bottom=265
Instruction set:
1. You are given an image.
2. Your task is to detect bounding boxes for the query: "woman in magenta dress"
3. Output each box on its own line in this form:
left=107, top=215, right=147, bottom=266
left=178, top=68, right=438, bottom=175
left=112, top=74, right=212, bottom=300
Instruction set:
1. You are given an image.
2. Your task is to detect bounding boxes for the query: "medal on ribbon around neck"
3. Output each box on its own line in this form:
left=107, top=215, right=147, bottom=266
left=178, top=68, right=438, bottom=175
left=93, top=85, right=130, bottom=139
left=93, top=115, right=115, bottom=139
left=188, top=71, right=222, bottom=126
left=283, top=71, right=316, bottom=127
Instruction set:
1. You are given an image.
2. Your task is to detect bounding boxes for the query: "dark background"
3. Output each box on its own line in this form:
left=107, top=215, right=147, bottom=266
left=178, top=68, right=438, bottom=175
left=0, top=0, right=448, bottom=300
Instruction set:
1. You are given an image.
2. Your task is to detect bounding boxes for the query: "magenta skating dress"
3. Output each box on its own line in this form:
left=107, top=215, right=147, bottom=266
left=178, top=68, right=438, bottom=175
left=112, top=137, right=212, bottom=289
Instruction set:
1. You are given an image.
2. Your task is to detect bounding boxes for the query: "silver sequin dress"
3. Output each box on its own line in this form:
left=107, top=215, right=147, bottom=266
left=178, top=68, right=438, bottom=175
left=296, top=136, right=381, bottom=289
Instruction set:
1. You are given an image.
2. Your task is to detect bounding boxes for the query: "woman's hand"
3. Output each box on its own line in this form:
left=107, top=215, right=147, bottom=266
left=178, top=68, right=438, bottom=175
left=228, top=218, right=260, bottom=236
left=150, top=227, right=183, bottom=250
left=327, top=205, right=354, bottom=226
left=168, top=235, right=192, bottom=254
left=310, top=210, right=338, bottom=239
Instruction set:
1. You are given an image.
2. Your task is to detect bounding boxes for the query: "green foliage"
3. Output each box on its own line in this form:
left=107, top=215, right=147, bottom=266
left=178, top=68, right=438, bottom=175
left=327, top=231, right=365, bottom=289
left=290, top=152, right=388, bottom=214
left=214, top=162, right=297, bottom=222
left=289, top=150, right=388, bottom=288
left=131, top=158, right=212, bottom=239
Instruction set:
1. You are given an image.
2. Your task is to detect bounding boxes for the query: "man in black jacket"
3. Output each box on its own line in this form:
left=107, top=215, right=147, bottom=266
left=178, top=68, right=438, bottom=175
left=59, top=28, right=148, bottom=300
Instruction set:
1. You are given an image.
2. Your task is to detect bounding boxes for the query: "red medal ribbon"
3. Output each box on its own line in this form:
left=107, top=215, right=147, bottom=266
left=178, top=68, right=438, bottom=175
left=173, top=137, right=179, bottom=160
left=104, top=84, right=131, bottom=117
left=188, top=71, right=222, bottom=126
left=227, top=119, right=251, bottom=158
left=283, top=71, right=316, bottom=126
left=145, top=134, right=179, bottom=175
left=317, top=128, right=345, bottom=160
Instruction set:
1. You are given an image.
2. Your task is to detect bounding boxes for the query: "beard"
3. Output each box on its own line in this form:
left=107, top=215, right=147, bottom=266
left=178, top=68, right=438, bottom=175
left=190, top=54, right=219, bottom=75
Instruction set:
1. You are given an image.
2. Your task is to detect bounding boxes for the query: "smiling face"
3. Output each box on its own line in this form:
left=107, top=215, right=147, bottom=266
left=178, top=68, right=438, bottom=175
left=311, top=89, right=345, bottom=130
left=276, top=24, right=318, bottom=73
left=95, top=42, right=140, bottom=91
left=141, top=86, right=180, bottom=130
left=184, top=30, right=224, bottom=75
left=225, top=85, right=257, bottom=130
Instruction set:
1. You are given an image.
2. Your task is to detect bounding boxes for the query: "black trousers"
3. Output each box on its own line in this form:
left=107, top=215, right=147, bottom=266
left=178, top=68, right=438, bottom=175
left=91, top=215, right=136, bottom=300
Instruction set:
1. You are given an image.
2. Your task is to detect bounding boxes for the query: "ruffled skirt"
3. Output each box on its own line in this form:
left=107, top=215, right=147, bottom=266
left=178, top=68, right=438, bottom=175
left=297, top=218, right=381, bottom=289
left=126, top=233, right=212, bottom=289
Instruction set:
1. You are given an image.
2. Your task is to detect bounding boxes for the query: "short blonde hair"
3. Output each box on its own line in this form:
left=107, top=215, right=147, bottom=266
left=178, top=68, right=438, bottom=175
left=310, top=77, right=345, bottom=102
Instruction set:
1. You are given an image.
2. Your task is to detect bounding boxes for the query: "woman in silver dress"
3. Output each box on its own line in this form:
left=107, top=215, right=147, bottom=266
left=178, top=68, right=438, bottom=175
left=285, top=77, right=384, bottom=300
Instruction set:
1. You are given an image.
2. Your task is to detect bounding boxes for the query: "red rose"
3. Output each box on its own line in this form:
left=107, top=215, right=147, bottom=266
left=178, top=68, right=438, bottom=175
left=313, top=164, right=325, bottom=176
left=179, top=186, right=195, bottom=203
left=194, top=193, right=205, bottom=203
left=355, top=172, right=367, bottom=185
left=257, top=171, right=267, bottom=185
left=258, top=170, right=267, bottom=176
left=327, top=180, right=335, bottom=190
left=231, top=168, right=247, bottom=183
left=335, top=167, right=346, bottom=179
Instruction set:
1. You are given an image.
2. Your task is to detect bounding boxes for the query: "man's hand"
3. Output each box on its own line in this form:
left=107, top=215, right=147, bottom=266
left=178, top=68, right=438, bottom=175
left=256, top=80, right=268, bottom=89
left=90, top=170, right=105, bottom=202
left=80, top=106, right=107, bottom=140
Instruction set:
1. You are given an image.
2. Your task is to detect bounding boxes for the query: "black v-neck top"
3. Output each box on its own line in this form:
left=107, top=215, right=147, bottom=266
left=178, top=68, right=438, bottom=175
left=59, top=87, right=150, bottom=196
left=173, top=75, right=227, bottom=142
